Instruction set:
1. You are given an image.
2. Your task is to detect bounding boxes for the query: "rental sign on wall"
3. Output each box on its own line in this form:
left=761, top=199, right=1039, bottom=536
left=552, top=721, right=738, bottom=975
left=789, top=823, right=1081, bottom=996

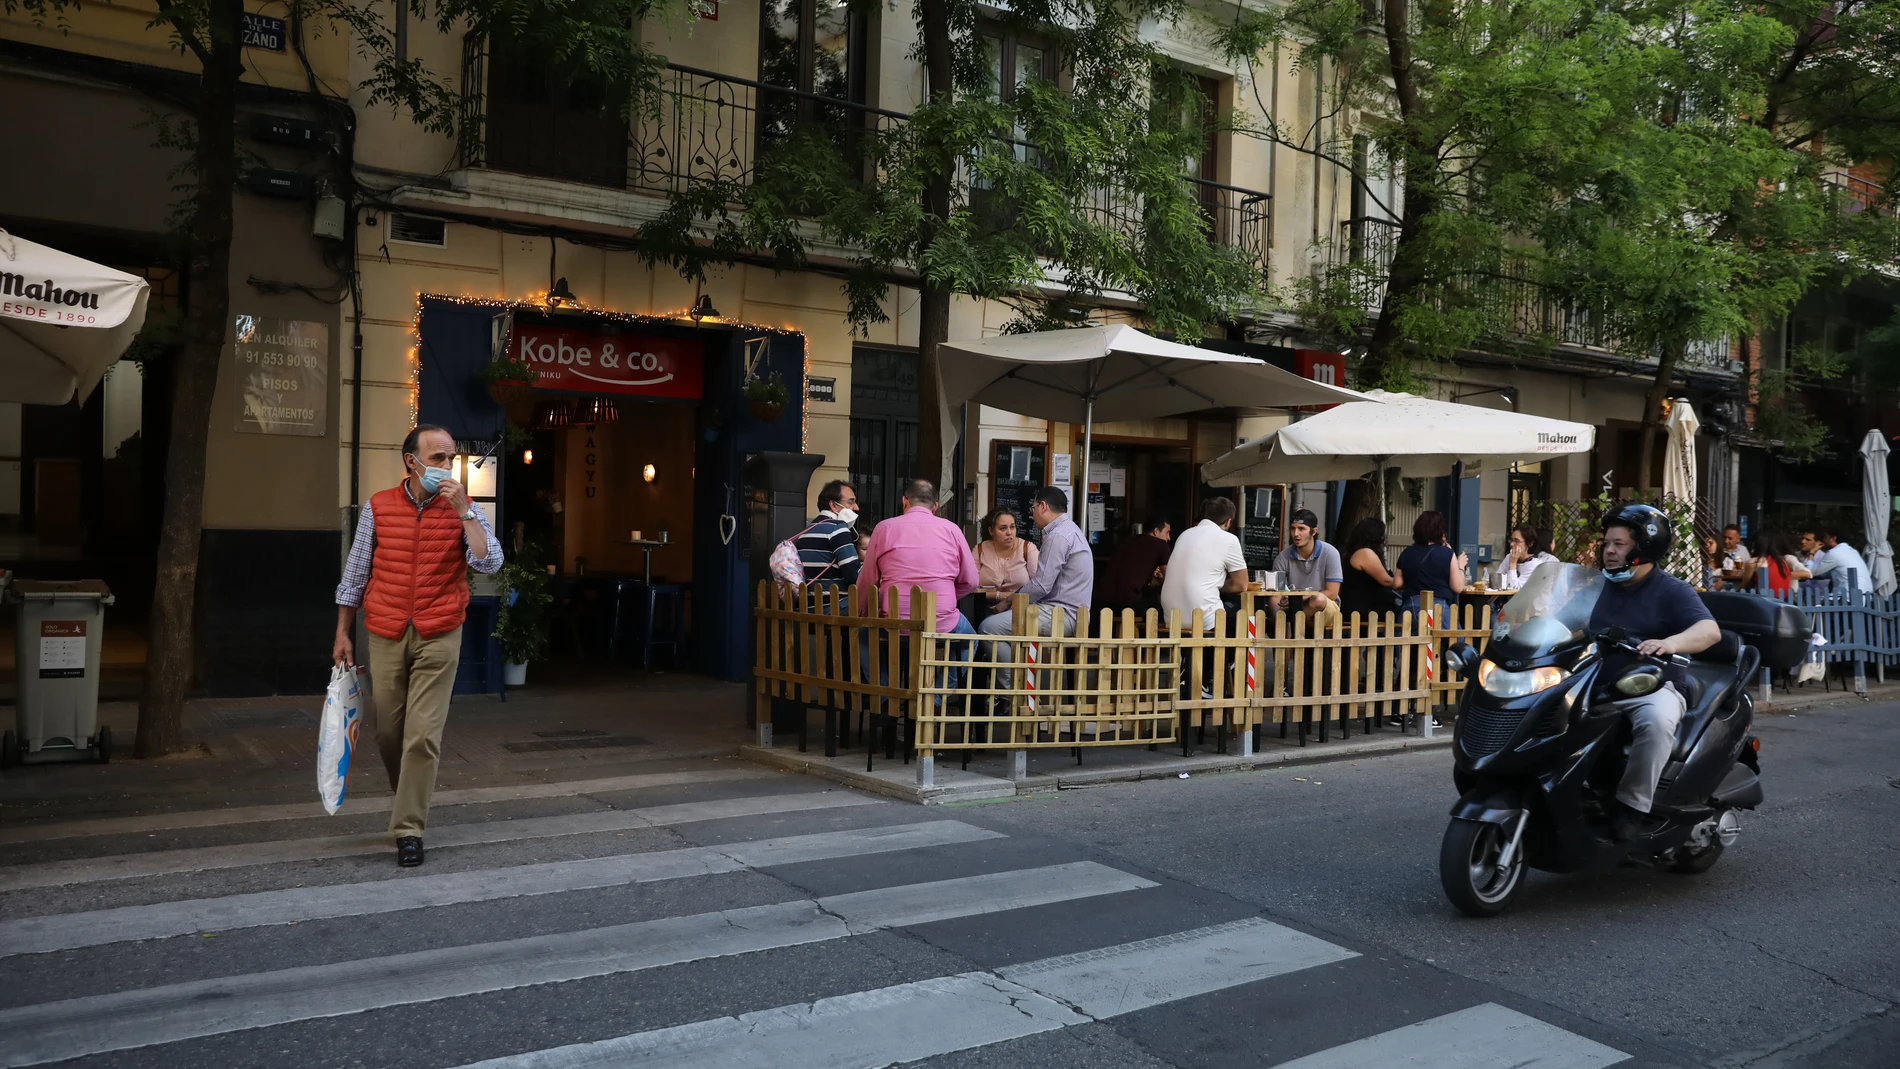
left=513, top=324, right=705, bottom=399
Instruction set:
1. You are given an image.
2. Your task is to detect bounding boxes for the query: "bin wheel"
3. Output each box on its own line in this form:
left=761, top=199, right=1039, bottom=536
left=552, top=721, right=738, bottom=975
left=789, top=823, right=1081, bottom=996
left=95, top=726, right=113, bottom=764
left=1, top=730, right=16, bottom=769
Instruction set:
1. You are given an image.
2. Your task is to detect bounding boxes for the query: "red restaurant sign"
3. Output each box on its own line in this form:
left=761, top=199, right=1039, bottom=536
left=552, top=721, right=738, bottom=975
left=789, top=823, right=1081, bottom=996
left=513, top=325, right=705, bottom=399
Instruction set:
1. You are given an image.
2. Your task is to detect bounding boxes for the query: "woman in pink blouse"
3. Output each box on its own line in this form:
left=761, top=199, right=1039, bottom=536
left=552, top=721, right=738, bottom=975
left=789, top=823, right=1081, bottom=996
left=975, top=507, right=1039, bottom=611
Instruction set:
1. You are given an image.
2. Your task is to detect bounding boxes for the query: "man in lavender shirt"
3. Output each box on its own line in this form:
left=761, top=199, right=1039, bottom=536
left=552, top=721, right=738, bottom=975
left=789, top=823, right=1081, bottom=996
left=980, top=486, right=1094, bottom=673
left=860, top=479, right=980, bottom=685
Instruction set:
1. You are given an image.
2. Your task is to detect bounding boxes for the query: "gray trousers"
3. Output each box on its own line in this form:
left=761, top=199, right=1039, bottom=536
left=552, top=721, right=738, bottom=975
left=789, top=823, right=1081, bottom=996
left=1616, top=682, right=1686, bottom=813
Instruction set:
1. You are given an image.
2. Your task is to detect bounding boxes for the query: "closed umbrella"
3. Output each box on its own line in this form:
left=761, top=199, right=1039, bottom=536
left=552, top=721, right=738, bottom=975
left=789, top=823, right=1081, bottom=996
left=1860, top=430, right=1896, bottom=596
left=1199, top=390, right=1596, bottom=523
left=0, top=230, right=151, bottom=405
left=1663, top=400, right=1699, bottom=503
left=938, top=325, right=1369, bottom=531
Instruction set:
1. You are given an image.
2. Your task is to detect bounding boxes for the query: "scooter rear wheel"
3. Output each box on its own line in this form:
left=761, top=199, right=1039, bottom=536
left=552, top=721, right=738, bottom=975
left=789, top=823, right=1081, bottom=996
left=1663, top=840, right=1724, bottom=874
left=1440, top=818, right=1527, bottom=917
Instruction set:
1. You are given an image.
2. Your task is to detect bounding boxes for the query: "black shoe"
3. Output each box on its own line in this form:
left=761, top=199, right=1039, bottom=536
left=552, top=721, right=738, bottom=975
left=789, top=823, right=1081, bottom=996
left=1609, top=803, right=1652, bottom=843
left=397, top=836, right=424, bottom=867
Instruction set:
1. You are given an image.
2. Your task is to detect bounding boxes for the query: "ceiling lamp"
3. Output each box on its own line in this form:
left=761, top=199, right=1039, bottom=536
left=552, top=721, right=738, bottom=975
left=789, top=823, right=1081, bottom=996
left=574, top=396, right=619, bottom=425
left=689, top=293, right=719, bottom=323
left=531, top=399, right=572, bottom=429
left=547, top=276, right=577, bottom=308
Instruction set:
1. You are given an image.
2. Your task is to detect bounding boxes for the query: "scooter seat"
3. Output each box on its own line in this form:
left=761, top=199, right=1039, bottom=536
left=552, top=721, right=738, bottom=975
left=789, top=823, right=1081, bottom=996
left=1671, top=638, right=1760, bottom=760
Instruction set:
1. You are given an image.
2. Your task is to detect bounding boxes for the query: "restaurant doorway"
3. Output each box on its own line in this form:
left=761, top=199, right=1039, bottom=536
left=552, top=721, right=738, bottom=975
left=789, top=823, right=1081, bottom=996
left=1081, top=441, right=1193, bottom=555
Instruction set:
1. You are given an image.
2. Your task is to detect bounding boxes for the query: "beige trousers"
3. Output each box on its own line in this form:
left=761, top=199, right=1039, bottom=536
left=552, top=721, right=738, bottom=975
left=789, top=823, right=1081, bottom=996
left=368, top=623, right=463, bottom=838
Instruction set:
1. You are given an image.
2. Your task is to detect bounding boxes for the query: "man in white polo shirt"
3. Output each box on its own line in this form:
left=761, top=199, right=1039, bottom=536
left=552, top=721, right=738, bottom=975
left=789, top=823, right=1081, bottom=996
left=1162, top=496, right=1247, bottom=625
left=1162, top=497, right=1248, bottom=697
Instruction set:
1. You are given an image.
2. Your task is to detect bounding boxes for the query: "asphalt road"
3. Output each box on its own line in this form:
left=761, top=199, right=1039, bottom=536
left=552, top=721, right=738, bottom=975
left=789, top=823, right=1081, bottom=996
left=0, top=699, right=1891, bottom=1069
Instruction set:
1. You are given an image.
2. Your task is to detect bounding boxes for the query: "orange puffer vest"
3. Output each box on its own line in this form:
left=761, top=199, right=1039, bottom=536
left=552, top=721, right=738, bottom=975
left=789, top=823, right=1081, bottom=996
left=362, top=484, right=470, bottom=639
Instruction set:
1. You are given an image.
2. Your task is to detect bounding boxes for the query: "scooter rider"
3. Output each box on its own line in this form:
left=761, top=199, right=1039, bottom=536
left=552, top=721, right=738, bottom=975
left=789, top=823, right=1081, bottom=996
left=1589, top=504, right=1722, bottom=841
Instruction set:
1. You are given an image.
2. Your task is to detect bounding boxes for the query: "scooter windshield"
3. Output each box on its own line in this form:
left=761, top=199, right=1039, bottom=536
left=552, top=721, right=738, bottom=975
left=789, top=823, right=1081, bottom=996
left=1492, top=563, right=1604, bottom=656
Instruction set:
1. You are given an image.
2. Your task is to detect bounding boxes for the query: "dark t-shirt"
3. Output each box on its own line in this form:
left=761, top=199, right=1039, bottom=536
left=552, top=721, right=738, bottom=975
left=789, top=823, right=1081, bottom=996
left=1397, top=544, right=1457, bottom=602
left=1100, top=533, right=1173, bottom=608
left=1587, top=569, right=1713, bottom=641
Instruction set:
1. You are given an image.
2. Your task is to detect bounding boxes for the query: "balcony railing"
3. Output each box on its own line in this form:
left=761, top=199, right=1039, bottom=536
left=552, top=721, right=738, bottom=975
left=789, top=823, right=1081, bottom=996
left=458, top=51, right=1272, bottom=278
left=1332, top=217, right=1738, bottom=374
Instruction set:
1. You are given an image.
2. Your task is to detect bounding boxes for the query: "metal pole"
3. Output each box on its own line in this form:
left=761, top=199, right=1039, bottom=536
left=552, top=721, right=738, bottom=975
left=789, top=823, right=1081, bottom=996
left=1081, top=396, right=1096, bottom=535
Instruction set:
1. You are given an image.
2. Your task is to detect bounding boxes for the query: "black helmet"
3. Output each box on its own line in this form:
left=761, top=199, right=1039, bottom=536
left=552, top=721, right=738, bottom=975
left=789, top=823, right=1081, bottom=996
left=1601, top=502, right=1673, bottom=570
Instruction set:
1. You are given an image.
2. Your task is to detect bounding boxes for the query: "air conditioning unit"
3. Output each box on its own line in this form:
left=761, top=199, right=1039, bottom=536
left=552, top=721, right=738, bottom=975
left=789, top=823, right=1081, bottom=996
left=388, top=213, right=447, bottom=247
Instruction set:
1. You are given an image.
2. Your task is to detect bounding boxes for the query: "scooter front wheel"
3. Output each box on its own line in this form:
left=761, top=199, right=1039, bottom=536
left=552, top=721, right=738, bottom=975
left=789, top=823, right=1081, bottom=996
left=1440, top=818, right=1527, bottom=917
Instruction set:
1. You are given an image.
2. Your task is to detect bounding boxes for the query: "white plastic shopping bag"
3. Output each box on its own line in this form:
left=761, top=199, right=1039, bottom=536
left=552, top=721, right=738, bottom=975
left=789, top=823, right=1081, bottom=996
left=317, top=665, right=366, bottom=815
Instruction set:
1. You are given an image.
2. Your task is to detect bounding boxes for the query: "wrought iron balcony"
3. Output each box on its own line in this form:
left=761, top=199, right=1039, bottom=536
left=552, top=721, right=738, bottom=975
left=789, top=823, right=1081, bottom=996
left=457, top=48, right=1271, bottom=278
left=1331, top=216, right=1738, bottom=375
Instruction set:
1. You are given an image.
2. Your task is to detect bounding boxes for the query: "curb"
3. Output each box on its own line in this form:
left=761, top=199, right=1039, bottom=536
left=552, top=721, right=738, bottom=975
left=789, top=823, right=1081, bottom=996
left=740, top=732, right=1454, bottom=805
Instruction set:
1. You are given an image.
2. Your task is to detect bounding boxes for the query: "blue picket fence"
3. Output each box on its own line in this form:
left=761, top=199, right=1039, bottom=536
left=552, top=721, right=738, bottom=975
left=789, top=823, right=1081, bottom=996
left=1731, top=569, right=1895, bottom=692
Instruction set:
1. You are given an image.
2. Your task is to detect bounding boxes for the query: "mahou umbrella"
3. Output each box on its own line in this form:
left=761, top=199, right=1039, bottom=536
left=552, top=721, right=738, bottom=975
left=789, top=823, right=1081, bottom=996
left=1200, top=390, right=1596, bottom=522
left=937, top=325, right=1370, bottom=532
left=0, top=230, right=152, bottom=405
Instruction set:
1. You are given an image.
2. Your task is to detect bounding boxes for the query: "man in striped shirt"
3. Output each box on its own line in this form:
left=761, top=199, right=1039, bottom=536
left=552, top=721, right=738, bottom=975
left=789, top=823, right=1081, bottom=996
left=796, top=480, right=862, bottom=586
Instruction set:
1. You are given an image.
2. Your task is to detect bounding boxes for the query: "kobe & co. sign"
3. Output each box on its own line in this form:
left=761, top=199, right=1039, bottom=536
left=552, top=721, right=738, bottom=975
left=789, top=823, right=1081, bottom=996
left=512, top=325, right=706, bottom=400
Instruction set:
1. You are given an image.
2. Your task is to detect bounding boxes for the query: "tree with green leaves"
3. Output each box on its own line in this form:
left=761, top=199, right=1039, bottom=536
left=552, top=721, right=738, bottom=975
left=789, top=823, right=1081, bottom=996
left=639, top=0, right=1268, bottom=488
left=2, top=0, right=682, bottom=757
left=1212, top=0, right=1685, bottom=392
left=1540, top=0, right=1900, bottom=488
left=1213, top=0, right=1900, bottom=494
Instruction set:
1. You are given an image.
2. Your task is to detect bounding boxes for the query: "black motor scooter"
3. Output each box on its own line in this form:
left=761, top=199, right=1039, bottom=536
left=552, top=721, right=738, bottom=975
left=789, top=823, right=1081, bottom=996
left=1437, top=565, right=1811, bottom=916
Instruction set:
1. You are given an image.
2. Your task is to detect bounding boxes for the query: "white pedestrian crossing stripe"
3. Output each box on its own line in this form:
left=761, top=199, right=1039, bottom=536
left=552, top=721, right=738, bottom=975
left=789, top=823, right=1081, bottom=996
left=452, top=918, right=1358, bottom=1069
left=1264, top=1002, right=1630, bottom=1068
left=0, top=790, right=884, bottom=891
left=0, top=861, right=1156, bottom=1067
left=0, top=773, right=1638, bottom=1069
left=0, top=820, right=1006, bottom=957
left=0, top=768, right=778, bottom=844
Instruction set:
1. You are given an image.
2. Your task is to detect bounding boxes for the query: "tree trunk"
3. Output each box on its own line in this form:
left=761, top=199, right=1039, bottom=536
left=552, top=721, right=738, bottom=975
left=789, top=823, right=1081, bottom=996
left=1358, top=0, right=1436, bottom=390
left=135, top=0, right=245, bottom=759
left=1635, top=340, right=1683, bottom=495
left=913, top=0, right=955, bottom=493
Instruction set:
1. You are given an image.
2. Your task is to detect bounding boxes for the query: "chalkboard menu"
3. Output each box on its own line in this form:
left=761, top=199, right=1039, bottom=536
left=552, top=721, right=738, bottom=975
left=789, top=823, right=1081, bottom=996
left=990, top=441, right=1047, bottom=546
left=1241, top=485, right=1287, bottom=570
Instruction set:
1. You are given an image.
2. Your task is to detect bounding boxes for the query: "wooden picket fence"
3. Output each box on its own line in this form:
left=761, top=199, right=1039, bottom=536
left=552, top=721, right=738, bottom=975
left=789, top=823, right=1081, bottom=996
left=1426, top=597, right=1497, bottom=705
left=753, top=583, right=1445, bottom=783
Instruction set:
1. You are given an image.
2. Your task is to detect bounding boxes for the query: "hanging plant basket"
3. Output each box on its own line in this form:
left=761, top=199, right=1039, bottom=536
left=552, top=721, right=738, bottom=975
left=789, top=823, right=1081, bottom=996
left=748, top=400, right=786, bottom=423
left=487, top=379, right=535, bottom=406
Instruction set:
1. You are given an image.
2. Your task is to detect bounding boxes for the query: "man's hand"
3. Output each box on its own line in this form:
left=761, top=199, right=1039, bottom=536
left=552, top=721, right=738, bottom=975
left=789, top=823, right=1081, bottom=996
left=1637, top=637, right=1680, bottom=657
left=437, top=477, right=470, bottom=515
left=1303, top=593, right=1330, bottom=614
left=332, top=630, right=355, bottom=667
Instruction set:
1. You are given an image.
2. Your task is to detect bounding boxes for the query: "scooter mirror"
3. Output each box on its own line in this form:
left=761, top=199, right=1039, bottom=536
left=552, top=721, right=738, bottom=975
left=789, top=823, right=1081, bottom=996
left=1447, top=641, right=1477, bottom=676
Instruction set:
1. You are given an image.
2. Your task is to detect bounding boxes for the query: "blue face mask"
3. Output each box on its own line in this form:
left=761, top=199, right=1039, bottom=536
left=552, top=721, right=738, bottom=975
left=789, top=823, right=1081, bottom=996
left=419, top=465, right=452, bottom=494
left=1602, top=566, right=1636, bottom=584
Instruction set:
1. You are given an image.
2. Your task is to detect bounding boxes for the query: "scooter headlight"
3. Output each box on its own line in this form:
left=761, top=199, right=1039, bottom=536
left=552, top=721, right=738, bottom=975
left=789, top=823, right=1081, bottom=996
left=1477, top=659, right=1568, bottom=699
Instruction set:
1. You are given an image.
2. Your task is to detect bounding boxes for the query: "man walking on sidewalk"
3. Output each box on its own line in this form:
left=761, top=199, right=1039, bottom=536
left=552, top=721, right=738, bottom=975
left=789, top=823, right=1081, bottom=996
left=333, top=424, right=503, bottom=867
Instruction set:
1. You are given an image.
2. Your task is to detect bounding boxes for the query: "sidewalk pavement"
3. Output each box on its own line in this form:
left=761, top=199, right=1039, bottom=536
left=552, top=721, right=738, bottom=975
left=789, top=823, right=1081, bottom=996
left=0, top=673, right=752, bottom=829
left=2, top=672, right=1891, bottom=823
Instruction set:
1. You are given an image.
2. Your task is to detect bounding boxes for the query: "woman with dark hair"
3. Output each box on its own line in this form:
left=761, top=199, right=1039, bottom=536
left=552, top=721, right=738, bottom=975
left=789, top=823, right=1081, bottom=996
left=1396, top=510, right=1467, bottom=613
left=1495, top=526, right=1560, bottom=590
left=1757, top=531, right=1811, bottom=595
left=975, top=506, right=1039, bottom=612
left=1340, top=517, right=1404, bottom=620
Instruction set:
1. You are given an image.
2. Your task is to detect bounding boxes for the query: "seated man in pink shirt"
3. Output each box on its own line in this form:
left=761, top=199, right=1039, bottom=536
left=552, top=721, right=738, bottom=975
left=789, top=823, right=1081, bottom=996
left=859, top=479, right=980, bottom=688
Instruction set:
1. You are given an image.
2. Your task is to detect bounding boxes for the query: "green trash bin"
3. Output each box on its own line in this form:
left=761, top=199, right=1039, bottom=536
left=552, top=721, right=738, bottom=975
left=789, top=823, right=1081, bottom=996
left=4, top=579, right=116, bottom=767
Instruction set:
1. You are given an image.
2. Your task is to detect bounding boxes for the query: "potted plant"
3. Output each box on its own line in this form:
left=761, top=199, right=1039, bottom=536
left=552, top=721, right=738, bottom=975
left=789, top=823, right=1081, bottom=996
left=746, top=371, right=789, bottom=423
left=493, top=543, right=552, bottom=685
left=477, top=356, right=539, bottom=406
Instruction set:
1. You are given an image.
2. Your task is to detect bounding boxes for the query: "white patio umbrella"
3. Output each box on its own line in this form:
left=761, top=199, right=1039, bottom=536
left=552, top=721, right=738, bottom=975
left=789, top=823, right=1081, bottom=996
left=937, top=325, right=1370, bottom=531
left=1199, top=390, right=1596, bottom=523
left=1663, top=400, right=1699, bottom=503
left=1859, top=429, right=1896, bottom=596
left=0, top=230, right=151, bottom=405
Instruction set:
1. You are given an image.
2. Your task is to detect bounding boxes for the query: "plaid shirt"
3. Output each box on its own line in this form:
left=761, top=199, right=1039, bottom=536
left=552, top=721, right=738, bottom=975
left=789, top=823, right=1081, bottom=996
left=334, top=481, right=503, bottom=607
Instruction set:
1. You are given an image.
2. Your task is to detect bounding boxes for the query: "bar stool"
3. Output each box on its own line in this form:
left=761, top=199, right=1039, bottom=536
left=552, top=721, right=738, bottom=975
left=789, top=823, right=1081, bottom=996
left=635, top=582, right=689, bottom=669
